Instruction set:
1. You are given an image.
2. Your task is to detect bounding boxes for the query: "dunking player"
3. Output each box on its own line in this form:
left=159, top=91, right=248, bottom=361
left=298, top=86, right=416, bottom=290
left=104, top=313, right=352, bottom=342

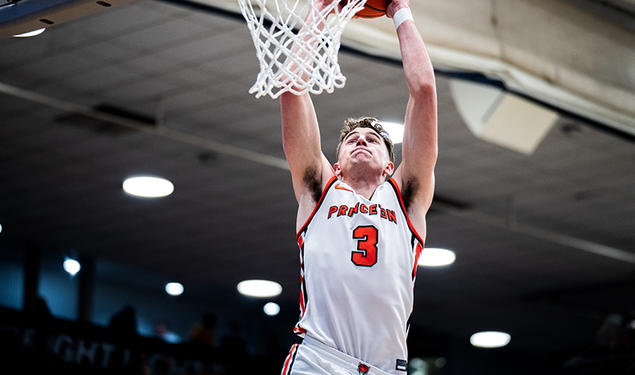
left=279, top=0, right=437, bottom=373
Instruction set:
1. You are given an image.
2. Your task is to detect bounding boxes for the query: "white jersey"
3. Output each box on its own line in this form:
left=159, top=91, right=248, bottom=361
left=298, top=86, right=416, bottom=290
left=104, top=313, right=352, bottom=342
left=294, top=176, right=424, bottom=374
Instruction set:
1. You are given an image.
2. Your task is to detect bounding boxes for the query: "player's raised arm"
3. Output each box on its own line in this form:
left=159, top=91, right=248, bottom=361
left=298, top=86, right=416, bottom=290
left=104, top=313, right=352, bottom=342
left=389, top=0, right=438, bottom=235
left=280, top=0, right=336, bottom=222
left=280, top=92, right=333, bottom=204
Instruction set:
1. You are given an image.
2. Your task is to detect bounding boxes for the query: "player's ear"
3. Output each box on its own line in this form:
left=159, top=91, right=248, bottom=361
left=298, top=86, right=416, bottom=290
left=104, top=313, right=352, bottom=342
left=333, top=162, right=342, bottom=177
left=383, top=161, right=394, bottom=177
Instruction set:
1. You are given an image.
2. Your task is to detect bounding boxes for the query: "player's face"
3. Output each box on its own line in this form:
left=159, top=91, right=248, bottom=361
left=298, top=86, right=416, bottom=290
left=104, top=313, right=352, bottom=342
left=336, top=127, right=393, bottom=177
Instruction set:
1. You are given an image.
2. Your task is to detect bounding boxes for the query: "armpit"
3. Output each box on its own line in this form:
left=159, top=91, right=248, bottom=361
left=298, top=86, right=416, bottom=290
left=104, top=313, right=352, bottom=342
left=401, top=177, right=419, bottom=211
left=303, top=166, right=322, bottom=203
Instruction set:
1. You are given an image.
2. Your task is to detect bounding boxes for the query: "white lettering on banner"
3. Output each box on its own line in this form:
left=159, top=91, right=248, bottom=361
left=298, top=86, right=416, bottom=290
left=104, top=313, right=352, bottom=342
left=23, top=328, right=35, bottom=346
left=54, top=334, right=74, bottom=362
left=75, top=339, right=98, bottom=364
left=51, top=333, right=123, bottom=367
left=1, top=323, right=208, bottom=373
left=101, top=343, right=116, bottom=368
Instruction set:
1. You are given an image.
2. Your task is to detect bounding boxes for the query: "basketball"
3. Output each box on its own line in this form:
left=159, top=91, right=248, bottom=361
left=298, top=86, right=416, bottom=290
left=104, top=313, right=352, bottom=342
left=351, top=0, right=388, bottom=19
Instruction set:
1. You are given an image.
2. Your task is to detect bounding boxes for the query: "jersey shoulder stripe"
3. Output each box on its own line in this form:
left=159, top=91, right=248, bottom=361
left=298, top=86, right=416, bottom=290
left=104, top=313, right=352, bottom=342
left=387, top=177, right=425, bottom=248
left=296, top=175, right=338, bottom=239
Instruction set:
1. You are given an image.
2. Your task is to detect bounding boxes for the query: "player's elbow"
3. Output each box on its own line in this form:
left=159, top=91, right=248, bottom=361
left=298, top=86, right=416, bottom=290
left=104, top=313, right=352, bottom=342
left=409, top=79, right=435, bottom=101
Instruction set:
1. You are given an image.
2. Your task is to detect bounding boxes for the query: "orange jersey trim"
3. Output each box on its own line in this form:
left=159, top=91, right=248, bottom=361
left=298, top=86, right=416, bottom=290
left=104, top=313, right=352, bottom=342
left=296, top=175, right=338, bottom=239
left=334, top=183, right=354, bottom=193
left=387, top=177, right=425, bottom=248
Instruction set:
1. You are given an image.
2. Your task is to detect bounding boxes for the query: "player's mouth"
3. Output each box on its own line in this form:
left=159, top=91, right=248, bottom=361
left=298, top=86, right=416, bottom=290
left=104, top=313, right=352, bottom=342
left=352, top=147, right=372, bottom=156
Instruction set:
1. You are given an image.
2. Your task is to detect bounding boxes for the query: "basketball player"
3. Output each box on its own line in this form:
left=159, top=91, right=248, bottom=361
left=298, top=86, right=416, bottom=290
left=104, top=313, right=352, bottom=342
left=279, top=0, right=436, bottom=373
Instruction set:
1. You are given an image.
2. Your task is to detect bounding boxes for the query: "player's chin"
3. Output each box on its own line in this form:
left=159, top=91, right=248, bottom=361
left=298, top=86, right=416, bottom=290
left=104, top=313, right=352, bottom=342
left=350, top=155, right=373, bottom=164
left=351, top=149, right=373, bottom=158
left=350, top=157, right=380, bottom=170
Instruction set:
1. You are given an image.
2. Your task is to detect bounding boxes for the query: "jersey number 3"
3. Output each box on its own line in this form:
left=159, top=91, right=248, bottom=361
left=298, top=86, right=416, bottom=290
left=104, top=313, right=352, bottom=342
left=352, top=226, right=378, bottom=267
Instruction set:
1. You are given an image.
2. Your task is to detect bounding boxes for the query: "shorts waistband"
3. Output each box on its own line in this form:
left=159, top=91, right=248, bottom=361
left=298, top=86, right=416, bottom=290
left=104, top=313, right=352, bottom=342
left=303, top=335, right=392, bottom=375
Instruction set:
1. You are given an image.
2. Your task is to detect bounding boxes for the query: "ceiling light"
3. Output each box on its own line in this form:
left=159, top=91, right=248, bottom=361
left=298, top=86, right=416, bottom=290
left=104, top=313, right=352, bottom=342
left=237, top=279, right=282, bottom=298
left=630, top=320, right=635, bottom=330
left=418, top=248, right=456, bottom=267
left=380, top=121, right=404, bottom=144
left=123, top=176, right=174, bottom=198
left=263, top=302, right=280, bottom=316
left=470, top=331, right=511, bottom=348
left=63, top=257, right=81, bottom=276
left=0, top=223, right=3, bottom=233
left=13, top=28, right=46, bottom=38
left=165, top=282, right=184, bottom=296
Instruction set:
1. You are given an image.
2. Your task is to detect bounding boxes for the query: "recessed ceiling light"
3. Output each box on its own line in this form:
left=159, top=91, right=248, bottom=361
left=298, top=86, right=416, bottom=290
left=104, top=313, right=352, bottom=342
left=263, top=302, right=280, bottom=316
left=13, top=28, right=46, bottom=38
left=0, top=223, right=3, bottom=233
left=237, top=279, right=282, bottom=298
left=418, top=248, right=456, bottom=267
left=123, top=176, right=174, bottom=198
left=63, top=257, right=81, bottom=276
left=380, top=121, right=404, bottom=144
left=165, top=282, right=184, bottom=296
left=470, top=331, right=511, bottom=348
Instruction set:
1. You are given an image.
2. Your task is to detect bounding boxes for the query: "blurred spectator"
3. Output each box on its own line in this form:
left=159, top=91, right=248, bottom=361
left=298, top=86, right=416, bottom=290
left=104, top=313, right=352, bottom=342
left=597, top=312, right=630, bottom=352
left=108, top=305, right=138, bottom=340
left=155, top=321, right=181, bottom=344
left=218, top=321, right=248, bottom=374
left=25, top=295, right=53, bottom=324
left=24, top=295, right=53, bottom=350
left=189, top=312, right=217, bottom=348
left=22, top=296, right=58, bottom=372
left=261, top=332, right=285, bottom=373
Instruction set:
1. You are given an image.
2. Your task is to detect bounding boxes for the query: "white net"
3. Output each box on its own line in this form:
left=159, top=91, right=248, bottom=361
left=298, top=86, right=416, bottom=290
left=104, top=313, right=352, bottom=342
left=237, top=0, right=367, bottom=99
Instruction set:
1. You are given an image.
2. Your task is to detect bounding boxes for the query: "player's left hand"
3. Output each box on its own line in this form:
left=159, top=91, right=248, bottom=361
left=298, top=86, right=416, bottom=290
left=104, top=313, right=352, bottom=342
left=386, top=0, right=409, bottom=18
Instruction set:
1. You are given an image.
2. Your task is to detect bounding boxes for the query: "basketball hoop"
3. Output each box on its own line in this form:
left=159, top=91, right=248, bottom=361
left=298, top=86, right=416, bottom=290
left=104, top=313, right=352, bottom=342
left=237, top=0, right=367, bottom=99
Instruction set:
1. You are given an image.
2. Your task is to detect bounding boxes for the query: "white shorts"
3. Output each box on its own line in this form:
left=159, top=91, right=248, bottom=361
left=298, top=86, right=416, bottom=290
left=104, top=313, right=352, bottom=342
left=281, top=336, right=393, bottom=375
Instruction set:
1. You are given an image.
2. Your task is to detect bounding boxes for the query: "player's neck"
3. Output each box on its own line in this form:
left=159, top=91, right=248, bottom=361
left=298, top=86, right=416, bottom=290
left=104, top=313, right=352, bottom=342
left=340, top=173, right=385, bottom=199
